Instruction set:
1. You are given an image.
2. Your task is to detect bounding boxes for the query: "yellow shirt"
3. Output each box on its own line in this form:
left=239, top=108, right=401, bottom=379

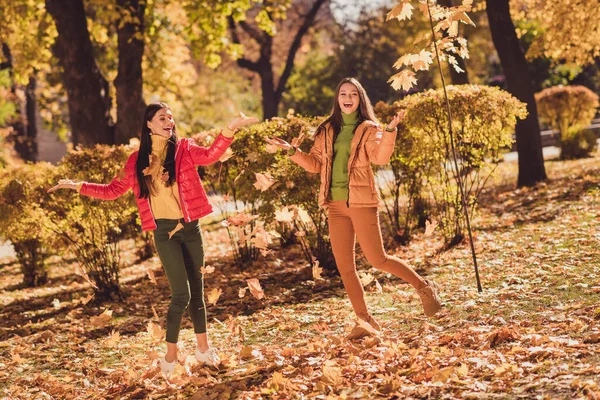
left=148, top=135, right=184, bottom=220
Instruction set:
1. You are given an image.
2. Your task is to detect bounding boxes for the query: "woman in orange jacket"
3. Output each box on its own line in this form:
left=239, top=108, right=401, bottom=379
left=266, top=78, right=441, bottom=331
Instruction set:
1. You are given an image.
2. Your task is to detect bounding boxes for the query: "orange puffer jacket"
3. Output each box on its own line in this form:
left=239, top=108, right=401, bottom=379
left=290, top=120, right=396, bottom=207
left=80, top=134, right=233, bottom=231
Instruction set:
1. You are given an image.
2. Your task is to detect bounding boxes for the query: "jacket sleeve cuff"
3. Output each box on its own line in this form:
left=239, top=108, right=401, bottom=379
left=76, top=182, right=85, bottom=193
left=221, top=127, right=236, bottom=138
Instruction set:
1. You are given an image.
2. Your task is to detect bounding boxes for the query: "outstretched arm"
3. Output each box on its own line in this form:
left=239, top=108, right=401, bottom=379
left=365, top=112, right=404, bottom=165
left=189, top=113, right=259, bottom=166
left=265, top=128, right=324, bottom=173
left=48, top=153, right=136, bottom=200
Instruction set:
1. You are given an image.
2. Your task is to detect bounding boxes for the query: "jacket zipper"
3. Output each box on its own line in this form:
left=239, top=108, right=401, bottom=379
left=347, top=124, right=367, bottom=207
left=174, top=141, right=191, bottom=222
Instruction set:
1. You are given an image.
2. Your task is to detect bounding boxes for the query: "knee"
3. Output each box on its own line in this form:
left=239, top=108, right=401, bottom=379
left=370, top=253, right=390, bottom=270
left=171, top=290, right=191, bottom=308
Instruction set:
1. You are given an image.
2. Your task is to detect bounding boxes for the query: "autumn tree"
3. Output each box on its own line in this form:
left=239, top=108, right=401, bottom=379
left=486, top=0, right=546, bottom=187
left=184, top=0, right=330, bottom=119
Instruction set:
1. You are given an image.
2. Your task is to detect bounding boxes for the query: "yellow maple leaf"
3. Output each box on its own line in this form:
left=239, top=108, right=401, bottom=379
left=387, top=1, right=413, bottom=21
left=275, top=207, right=294, bottom=222
left=388, top=70, right=418, bottom=92
left=207, top=287, right=222, bottom=305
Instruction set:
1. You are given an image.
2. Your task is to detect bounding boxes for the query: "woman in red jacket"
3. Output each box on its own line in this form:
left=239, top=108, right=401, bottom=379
left=266, top=78, right=441, bottom=333
left=49, top=102, right=257, bottom=376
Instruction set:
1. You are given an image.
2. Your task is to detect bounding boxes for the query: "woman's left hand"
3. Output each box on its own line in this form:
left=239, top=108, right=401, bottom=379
left=227, top=112, right=260, bottom=132
left=386, top=110, right=406, bottom=131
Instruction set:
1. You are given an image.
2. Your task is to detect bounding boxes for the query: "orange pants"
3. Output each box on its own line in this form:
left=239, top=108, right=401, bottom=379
left=327, top=201, right=424, bottom=321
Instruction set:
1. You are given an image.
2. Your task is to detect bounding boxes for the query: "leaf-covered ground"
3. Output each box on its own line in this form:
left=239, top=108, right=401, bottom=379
left=1, top=155, right=599, bottom=399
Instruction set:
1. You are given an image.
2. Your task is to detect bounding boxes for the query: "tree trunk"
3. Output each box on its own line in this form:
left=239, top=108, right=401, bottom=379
left=46, top=0, right=115, bottom=146
left=24, top=73, right=38, bottom=160
left=438, top=0, right=469, bottom=85
left=1, top=43, right=37, bottom=160
left=230, top=0, right=328, bottom=120
left=114, top=0, right=146, bottom=144
left=486, top=0, right=546, bottom=187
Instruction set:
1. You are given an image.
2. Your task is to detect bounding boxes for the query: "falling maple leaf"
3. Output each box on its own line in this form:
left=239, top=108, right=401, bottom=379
left=227, top=212, right=257, bottom=226
left=296, top=207, right=311, bottom=224
left=147, top=268, right=157, bottom=285
left=359, top=272, right=375, bottom=287
left=253, top=172, right=275, bottom=192
left=424, top=219, right=439, bottom=237
left=245, top=151, right=259, bottom=162
left=265, top=144, right=279, bottom=154
left=207, top=288, right=223, bottom=305
left=142, top=154, right=163, bottom=177
left=312, top=260, right=323, bottom=280
left=147, top=321, right=164, bottom=341
left=246, top=278, right=265, bottom=300
left=105, top=330, right=121, bottom=347
left=200, top=265, right=215, bottom=274
left=52, top=298, right=60, bottom=309
left=275, top=207, right=294, bottom=223
left=239, top=287, right=248, bottom=298
left=219, top=147, right=234, bottom=162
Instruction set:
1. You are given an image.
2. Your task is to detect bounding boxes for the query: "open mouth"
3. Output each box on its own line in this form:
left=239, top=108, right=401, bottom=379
left=343, top=103, right=353, bottom=108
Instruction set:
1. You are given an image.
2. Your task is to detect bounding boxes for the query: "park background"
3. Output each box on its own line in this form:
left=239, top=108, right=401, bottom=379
left=0, top=0, right=599, bottom=398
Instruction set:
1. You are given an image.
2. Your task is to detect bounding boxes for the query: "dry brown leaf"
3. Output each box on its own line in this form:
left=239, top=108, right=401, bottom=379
left=312, top=260, right=323, bottom=280
left=246, top=278, right=265, bottom=300
left=321, top=360, right=343, bottom=386
left=346, top=319, right=379, bottom=340
left=90, top=309, right=113, bottom=328
left=253, top=172, right=275, bottom=192
left=147, top=269, right=157, bottom=285
left=424, top=219, right=439, bottom=237
left=147, top=321, right=164, bottom=341
left=239, top=287, right=248, bottom=298
left=275, top=207, right=294, bottom=223
left=105, top=330, right=120, bottom=347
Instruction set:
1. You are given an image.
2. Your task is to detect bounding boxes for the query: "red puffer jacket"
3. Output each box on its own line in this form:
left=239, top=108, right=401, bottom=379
left=80, top=134, right=233, bottom=231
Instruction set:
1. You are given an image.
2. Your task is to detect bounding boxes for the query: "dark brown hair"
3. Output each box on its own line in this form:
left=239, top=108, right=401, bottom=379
left=135, top=102, right=178, bottom=199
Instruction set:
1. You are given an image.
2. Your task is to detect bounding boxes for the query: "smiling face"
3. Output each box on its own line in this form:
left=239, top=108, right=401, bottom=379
left=338, top=82, right=360, bottom=114
left=147, top=108, right=175, bottom=138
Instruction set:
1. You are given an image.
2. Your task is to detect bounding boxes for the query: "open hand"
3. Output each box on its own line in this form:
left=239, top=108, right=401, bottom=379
left=264, top=136, right=292, bottom=151
left=386, top=110, right=406, bottom=131
left=227, top=112, right=260, bottom=132
left=47, top=179, right=82, bottom=193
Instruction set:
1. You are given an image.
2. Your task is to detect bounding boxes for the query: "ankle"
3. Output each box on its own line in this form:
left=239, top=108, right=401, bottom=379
left=197, top=344, right=210, bottom=353
left=415, top=279, right=427, bottom=291
left=165, top=353, right=177, bottom=363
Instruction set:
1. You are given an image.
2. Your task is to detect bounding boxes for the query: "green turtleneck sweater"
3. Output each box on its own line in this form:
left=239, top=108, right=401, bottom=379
left=330, top=111, right=359, bottom=201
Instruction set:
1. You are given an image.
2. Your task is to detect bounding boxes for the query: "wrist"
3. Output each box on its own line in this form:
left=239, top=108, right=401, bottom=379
left=222, top=126, right=236, bottom=138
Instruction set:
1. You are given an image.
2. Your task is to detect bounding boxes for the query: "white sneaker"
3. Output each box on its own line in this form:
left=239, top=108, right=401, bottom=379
left=195, top=348, right=220, bottom=366
left=159, top=355, right=176, bottom=376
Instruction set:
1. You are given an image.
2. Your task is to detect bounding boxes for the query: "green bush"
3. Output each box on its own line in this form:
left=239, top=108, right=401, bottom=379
left=0, top=163, right=59, bottom=287
left=46, top=144, right=139, bottom=301
left=384, top=85, right=526, bottom=245
left=199, top=114, right=335, bottom=270
left=535, top=85, right=599, bottom=159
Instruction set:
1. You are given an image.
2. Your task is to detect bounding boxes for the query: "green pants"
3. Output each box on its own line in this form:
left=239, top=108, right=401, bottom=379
left=154, top=218, right=207, bottom=343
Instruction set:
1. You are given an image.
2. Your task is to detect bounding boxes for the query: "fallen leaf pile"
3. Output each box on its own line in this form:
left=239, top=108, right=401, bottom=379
left=0, top=156, right=599, bottom=398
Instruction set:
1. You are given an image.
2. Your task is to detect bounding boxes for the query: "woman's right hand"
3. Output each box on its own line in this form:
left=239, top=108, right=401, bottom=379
left=265, top=136, right=292, bottom=151
left=47, top=179, right=82, bottom=193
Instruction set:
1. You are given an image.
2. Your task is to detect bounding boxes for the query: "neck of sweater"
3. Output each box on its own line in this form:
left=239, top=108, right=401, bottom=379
left=151, top=134, right=170, bottom=156
left=341, top=110, right=359, bottom=127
